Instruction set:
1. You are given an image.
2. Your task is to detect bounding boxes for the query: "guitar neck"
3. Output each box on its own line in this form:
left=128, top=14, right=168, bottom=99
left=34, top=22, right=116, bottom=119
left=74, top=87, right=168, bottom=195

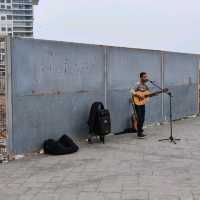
left=145, top=91, right=163, bottom=98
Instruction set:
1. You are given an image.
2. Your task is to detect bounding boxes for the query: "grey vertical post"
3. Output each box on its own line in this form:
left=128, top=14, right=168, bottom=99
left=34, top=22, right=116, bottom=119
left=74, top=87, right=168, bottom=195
left=5, top=36, right=13, bottom=154
left=197, top=55, right=200, bottom=113
left=161, top=51, right=164, bottom=119
left=104, top=47, right=108, bottom=108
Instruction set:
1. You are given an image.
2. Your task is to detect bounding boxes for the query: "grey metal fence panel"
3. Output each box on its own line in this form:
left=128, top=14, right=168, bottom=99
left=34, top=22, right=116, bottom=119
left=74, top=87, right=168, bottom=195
left=11, top=38, right=105, bottom=154
left=107, top=47, right=163, bottom=133
left=9, top=37, right=199, bottom=154
left=163, top=53, right=199, bottom=120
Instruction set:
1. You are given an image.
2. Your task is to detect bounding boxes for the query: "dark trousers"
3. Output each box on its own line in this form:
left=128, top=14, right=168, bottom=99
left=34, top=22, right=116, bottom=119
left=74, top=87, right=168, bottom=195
left=135, top=105, right=145, bottom=134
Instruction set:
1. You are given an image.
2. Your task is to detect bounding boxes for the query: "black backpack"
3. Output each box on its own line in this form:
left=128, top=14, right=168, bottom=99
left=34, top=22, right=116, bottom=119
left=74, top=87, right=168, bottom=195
left=94, top=109, right=111, bottom=135
left=87, top=102, right=111, bottom=143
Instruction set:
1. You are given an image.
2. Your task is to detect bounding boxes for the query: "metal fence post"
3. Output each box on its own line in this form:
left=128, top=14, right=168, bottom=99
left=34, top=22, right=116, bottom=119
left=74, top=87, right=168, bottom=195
left=104, top=46, right=108, bottom=109
left=161, top=51, right=165, bottom=120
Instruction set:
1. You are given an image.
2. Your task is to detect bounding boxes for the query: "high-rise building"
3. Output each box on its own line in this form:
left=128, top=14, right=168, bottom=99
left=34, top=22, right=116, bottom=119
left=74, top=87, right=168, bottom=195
left=0, top=0, right=39, bottom=74
left=0, top=0, right=39, bottom=37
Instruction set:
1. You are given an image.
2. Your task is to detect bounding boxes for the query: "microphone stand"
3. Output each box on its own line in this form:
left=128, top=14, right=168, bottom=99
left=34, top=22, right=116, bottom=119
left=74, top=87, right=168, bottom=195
left=148, top=80, right=180, bottom=144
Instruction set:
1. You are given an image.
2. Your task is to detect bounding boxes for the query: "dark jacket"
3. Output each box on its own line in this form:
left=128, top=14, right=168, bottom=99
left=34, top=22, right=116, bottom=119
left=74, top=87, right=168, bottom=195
left=87, top=102, right=104, bottom=133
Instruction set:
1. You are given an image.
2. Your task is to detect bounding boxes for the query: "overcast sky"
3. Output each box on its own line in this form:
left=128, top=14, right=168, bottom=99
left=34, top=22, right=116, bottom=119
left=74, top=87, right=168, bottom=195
left=34, top=0, right=200, bottom=54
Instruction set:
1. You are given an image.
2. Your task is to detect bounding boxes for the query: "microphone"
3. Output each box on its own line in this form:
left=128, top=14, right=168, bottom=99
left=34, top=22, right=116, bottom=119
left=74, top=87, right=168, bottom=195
left=148, top=79, right=172, bottom=96
left=147, top=79, right=155, bottom=83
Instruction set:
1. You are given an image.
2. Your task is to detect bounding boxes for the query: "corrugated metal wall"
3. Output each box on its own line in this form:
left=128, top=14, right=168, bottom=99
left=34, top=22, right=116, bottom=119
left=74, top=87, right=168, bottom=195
left=107, top=47, right=163, bottom=133
left=163, top=53, right=198, bottom=120
left=7, top=38, right=199, bottom=154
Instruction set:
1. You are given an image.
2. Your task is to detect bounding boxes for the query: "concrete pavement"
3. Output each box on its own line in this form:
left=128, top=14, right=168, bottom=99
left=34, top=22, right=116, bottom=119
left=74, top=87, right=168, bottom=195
left=1, top=117, right=200, bottom=200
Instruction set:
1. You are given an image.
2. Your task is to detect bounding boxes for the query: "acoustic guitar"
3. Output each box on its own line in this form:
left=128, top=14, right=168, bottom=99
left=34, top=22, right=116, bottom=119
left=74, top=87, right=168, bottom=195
left=133, top=88, right=168, bottom=106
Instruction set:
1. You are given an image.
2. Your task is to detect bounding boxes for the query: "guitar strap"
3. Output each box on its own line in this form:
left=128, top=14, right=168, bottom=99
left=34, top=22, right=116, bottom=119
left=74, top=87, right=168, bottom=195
left=131, top=96, right=140, bottom=130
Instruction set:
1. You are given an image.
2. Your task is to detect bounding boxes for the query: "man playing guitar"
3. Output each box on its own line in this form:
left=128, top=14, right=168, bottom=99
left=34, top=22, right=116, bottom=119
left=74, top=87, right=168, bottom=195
left=130, top=72, right=168, bottom=138
left=131, top=72, right=149, bottom=138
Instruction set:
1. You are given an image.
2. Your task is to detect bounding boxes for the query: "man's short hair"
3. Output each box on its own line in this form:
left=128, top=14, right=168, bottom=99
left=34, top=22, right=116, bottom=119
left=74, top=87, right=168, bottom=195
left=140, top=72, right=147, bottom=78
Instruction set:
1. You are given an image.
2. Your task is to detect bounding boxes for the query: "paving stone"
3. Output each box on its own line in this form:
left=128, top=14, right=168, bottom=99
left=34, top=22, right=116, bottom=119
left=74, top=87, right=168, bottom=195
left=78, top=192, right=104, bottom=200
left=122, top=190, right=149, bottom=200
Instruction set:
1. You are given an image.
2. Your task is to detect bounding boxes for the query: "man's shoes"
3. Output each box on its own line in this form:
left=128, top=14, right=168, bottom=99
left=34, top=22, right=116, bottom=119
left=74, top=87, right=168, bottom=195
left=137, top=133, right=145, bottom=138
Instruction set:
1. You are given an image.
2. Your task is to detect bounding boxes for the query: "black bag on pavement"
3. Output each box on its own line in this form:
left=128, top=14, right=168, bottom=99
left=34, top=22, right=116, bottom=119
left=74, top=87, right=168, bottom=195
left=87, top=102, right=111, bottom=143
left=57, top=135, right=79, bottom=152
left=43, top=135, right=79, bottom=155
